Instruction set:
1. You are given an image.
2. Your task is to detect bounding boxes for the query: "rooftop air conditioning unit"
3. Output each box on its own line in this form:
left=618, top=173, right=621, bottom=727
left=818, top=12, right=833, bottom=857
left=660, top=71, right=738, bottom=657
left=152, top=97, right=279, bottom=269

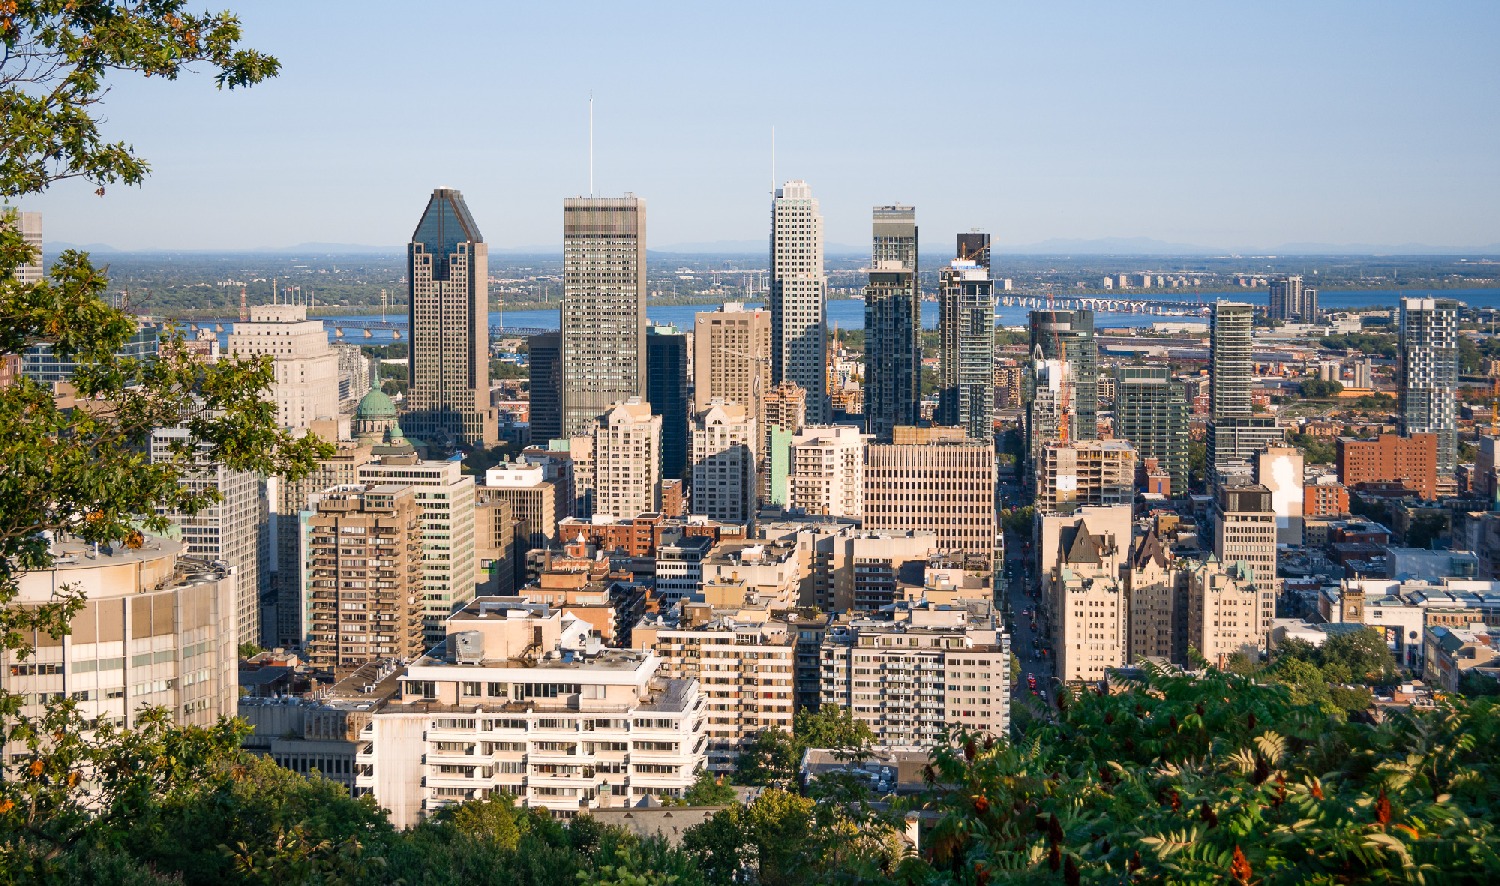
left=452, top=631, right=485, bottom=664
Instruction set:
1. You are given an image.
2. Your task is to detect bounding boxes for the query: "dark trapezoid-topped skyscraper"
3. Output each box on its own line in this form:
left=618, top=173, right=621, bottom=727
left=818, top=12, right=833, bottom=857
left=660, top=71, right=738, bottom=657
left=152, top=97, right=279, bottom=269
left=406, top=188, right=496, bottom=448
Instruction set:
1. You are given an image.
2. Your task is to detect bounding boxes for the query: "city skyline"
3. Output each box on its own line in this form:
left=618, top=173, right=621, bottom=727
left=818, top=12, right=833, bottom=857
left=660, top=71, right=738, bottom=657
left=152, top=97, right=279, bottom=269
left=13, top=2, right=1500, bottom=253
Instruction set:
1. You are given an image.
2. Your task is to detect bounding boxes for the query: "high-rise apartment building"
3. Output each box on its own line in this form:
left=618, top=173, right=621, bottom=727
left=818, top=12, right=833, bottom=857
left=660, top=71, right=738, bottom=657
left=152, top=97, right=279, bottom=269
left=1267, top=275, right=1319, bottom=322
left=334, top=343, right=375, bottom=409
left=1029, top=310, right=1098, bottom=442
left=526, top=331, right=562, bottom=445
left=1026, top=356, right=1079, bottom=472
left=1207, top=301, right=1282, bottom=479
left=864, top=438, right=997, bottom=570
left=1033, top=439, right=1137, bottom=517
left=633, top=616, right=794, bottom=771
left=151, top=428, right=265, bottom=648
left=405, top=188, right=495, bottom=447
left=304, top=485, right=424, bottom=675
left=788, top=425, right=864, bottom=518
left=690, top=401, right=757, bottom=525
left=1187, top=557, right=1272, bottom=668
left=822, top=605, right=1010, bottom=747
left=1398, top=297, right=1460, bottom=482
left=358, top=459, right=477, bottom=647
left=646, top=324, right=689, bottom=481
left=226, top=304, right=340, bottom=432
left=1213, top=483, right=1279, bottom=598
left=864, top=206, right=920, bottom=442
left=937, top=235, right=995, bottom=442
left=591, top=399, right=661, bottom=520
left=1114, top=364, right=1189, bottom=496
left=3, top=537, right=238, bottom=757
left=561, top=195, right=646, bottom=438
left=7, top=210, right=44, bottom=285
left=769, top=181, right=828, bottom=422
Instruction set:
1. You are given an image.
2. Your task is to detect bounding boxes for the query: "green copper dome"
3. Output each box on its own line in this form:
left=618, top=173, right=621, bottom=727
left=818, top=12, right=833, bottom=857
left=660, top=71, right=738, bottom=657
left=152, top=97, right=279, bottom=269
left=355, top=386, right=397, bottom=421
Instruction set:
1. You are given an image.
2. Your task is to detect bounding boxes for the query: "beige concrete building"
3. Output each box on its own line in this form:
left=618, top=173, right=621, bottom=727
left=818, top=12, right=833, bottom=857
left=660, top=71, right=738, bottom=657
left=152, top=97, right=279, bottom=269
left=592, top=399, right=662, bottom=520
left=483, top=462, right=565, bottom=550
left=1127, top=530, right=1189, bottom=665
left=864, top=438, right=997, bottom=570
left=1213, top=483, right=1279, bottom=597
left=632, top=616, right=794, bottom=771
left=700, top=540, right=803, bottom=610
left=405, top=188, right=496, bottom=447
left=8, top=210, right=43, bottom=285
left=770, top=180, right=829, bottom=422
left=562, top=196, right=647, bottom=438
left=837, top=531, right=939, bottom=612
left=358, top=459, right=478, bottom=648
left=1045, top=511, right=1129, bottom=683
left=269, top=433, right=373, bottom=648
left=226, top=303, right=340, bottom=433
left=473, top=492, right=518, bottom=596
left=821, top=603, right=1010, bottom=747
left=690, top=401, right=757, bottom=525
left=349, top=600, right=706, bottom=826
left=1034, top=439, right=1137, bottom=517
left=2, top=537, right=237, bottom=759
left=693, top=302, right=771, bottom=423
left=1188, top=557, right=1272, bottom=667
left=789, top=425, right=864, bottom=518
left=305, top=485, right=426, bottom=675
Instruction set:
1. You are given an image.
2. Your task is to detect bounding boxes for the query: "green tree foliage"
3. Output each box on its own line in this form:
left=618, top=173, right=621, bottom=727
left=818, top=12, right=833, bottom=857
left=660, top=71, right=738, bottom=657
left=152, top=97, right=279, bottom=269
left=1299, top=377, right=1345, bottom=399
left=1320, top=332, right=1398, bottom=359
left=1188, top=440, right=1208, bottom=489
left=795, top=703, right=875, bottom=752
left=733, top=728, right=802, bottom=788
left=682, top=770, right=738, bottom=806
left=1288, top=432, right=1339, bottom=465
left=1000, top=506, right=1035, bottom=542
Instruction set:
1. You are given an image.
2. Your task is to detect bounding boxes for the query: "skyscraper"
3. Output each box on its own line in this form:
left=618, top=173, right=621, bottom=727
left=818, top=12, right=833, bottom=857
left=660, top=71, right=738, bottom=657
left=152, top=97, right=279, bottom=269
left=1115, top=364, right=1189, bottom=496
left=7, top=210, right=43, bottom=285
left=526, top=332, right=562, bottom=445
left=937, top=233, right=995, bottom=441
left=406, top=188, right=496, bottom=447
left=693, top=302, right=772, bottom=433
left=769, top=181, right=829, bottom=422
left=646, top=323, right=689, bottom=481
left=226, top=304, right=339, bottom=432
left=1398, top=297, right=1460, bottom=483
left=1267, top=275, right=1319, bottom=323
left=592, top=399, right=662, bottom=519
left=1028, top=309, right=1097, bottom=441
left=864, top=205, right=920, bottom=442
left=561, top=195, right=647, bottom=438
left=1207, top=301, right=1282, bottom=479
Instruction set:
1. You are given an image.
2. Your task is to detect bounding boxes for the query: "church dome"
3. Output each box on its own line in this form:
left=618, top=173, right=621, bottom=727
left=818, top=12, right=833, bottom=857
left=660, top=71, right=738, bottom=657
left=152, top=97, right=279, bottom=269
left=355, top=386, right=398, bottom=422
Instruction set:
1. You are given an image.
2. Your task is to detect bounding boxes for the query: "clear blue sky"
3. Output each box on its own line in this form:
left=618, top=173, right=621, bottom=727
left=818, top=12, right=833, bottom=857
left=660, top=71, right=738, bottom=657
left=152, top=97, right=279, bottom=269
left=23, top=1, right=1500, bottom=252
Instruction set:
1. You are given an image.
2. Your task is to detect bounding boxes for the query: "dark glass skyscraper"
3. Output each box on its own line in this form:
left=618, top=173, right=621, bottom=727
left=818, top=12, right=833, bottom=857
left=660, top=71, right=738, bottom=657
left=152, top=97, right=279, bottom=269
left=1028, top=309, right=1098, bottom=441
left=937, top=233, right=995, bottom=441
left=406, top=188, right=495, bottom=447
left=864, top=205, right=920, bottom=441
left=527, top=331, right=562, bottom=445
left=646, top=323, right=689, bottom=481
left=1115, top=364, right=1189, bottom=496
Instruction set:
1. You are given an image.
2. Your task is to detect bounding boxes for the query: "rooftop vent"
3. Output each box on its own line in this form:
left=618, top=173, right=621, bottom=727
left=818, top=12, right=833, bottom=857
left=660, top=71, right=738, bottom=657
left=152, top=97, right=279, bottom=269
left=452, top=631, right=485, bottom=664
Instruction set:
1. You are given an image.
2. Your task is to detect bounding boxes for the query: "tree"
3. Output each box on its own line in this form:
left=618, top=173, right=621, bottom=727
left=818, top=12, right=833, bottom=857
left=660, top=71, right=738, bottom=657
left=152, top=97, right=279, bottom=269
left=681, top=770, right=737, bottom=807
left=732, top=728, right=800, bottom=788
left=1288, top=432, right=1339, bottom=465
left=1299, top=378, right=1345, bottom=399
left=793, top=704, right=873, bottom=753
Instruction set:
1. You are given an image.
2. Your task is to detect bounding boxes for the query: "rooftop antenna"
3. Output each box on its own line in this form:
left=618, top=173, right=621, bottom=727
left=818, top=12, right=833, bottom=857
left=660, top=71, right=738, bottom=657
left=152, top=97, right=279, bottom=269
left=589, top=93, right=594, bottom=197
left=272, top=276, right=278, bottom=305
left=770, top=126, right=776, bottom=195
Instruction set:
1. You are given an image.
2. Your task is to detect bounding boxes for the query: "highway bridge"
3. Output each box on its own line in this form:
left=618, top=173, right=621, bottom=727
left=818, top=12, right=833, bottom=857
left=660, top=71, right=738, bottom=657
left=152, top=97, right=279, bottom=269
left=185, top=318, right=555, bottom=340
left=999, top=295, right=1215, bottom=314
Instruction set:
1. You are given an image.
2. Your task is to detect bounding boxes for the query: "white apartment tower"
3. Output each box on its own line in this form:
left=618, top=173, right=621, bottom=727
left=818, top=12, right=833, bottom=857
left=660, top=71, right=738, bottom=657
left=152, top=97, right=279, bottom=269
left=358, top=459, right=478, bottom=648
left=592, top=399, right=662, bottom=520
left=690, top=401, right=758, bottom=525
left=226, top=304, right=340, bottom=432
left=789, top=425, right=864, bottom=518
left=562, top=196, right=647, bottom=438
left=770, top=181, right=829, bottom=422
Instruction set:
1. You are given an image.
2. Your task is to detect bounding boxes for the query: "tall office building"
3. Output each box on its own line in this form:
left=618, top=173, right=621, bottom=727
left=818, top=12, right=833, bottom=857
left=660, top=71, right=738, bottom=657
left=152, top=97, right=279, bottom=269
left=226, top=304, right=340, bottom=432
left=592, top=399, right=662, bottom=520
left=1029, top=310, right=1098, bottom=441
left=150, top=428, right=266, bottom=648
left=1115, top=364, right=1189, bottom=496
left=1213, top=482, right=1279, bottom=599
left=770, top=181, right=829, bottom=422
left=1398, top=297, right=1460, bottom=483
left=864, top=206, right=920, bottom=442
left=23, top=321, right=159, bottom=384
left=7, top=210, right=43, bottom=285
left=937, top=234, right=995, bottom=441
left=405, top=188, right=496, bottom=447
left=304, top=485, right=425, bottom=676
left=561, top=195, right=647, bottom=438
left=694, top=302, right=771, bottom=434
left=1267, top=275, right=1318, bottom=323
left=864, top=438, right=997, bottom=570
left=358, top=459, right=477, bottom=648
left=646, top=323, right=689, bottom=481
left=690, top=401, right=757, bottom=525
left=526, top=331, right=562, bottom=445
left=1207, top=302, right=1282, bottom=479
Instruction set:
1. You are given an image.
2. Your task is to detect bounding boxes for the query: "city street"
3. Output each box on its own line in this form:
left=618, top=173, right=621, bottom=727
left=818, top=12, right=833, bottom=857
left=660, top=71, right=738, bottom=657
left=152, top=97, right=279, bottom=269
left=1001, top=528, right=1055, bottom=706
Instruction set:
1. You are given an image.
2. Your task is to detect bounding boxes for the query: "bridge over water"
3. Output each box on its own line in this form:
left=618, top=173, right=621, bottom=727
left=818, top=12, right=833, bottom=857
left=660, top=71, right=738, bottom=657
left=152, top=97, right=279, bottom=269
left=184, top=318, right=554, bottom=340
left=999, top=295, right=1214, bottom=314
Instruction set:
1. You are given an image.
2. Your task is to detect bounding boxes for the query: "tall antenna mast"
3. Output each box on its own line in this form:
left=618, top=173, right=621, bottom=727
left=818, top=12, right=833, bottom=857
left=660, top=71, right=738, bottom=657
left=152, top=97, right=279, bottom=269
left=770, top=126, right=776, bottom=194
left=589, top=93, right=594, bottom=197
